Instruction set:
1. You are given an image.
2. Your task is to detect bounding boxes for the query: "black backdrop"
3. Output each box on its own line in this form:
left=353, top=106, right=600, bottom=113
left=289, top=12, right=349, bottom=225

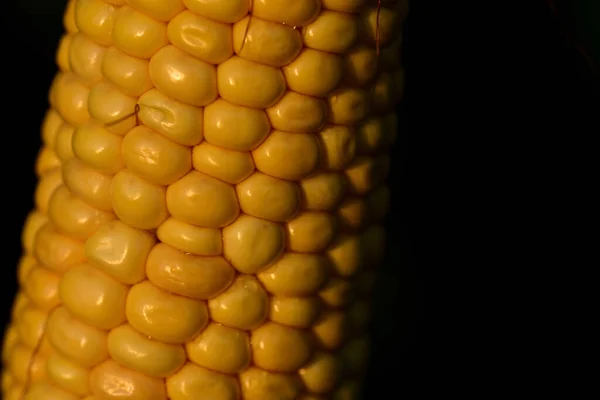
left=1, top=0, right=598, bottom=396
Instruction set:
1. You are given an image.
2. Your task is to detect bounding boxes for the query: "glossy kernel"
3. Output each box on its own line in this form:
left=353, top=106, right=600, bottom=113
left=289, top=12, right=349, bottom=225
left=138, top=89, right=204, bottom=147
left=149, top=45, right=218, bottom=107
left=33, top=223, right=86, bottom=274
left=208, top=275, right=269, bottom=330
left=63, top=0, right=78, bottom=33
left=168, top=11, right=233, bottom=65
left=8, top=344, right=49, bottom=384
left=303, top=11, right=358, bottom=54
left=46, top=353, right=91, bottom=396
left=34, top=168, right=62, bottom=213
left=183, top=0, right=248, bottom=24
left=90, top=360, right=167, bottom=400
left=122, top=125, right=192, bottom=186
left=15, top=305, right=46, bottom=350
left=85, top=220, right=155, bottom=284
left=69, top=32, right=106, bottom=85
left=203, top=99, right=271, bottom=151
left=126, top=0, right=185, bottom=22
left=327, top=234, right=364, bottom=277
left=258, top=252, right=329, bottom=296
left=192, top=141, right=255, bottom=184
left=74, top=0, right=115, bottom=46
left=266, top=91, right=327, bottom=133
left=286, top=212, right=337, bottom=253
left=23, top=266, right=61, bottom=311
left=101, top=46, right=153, bottom=97
left=233, top=16, right=302, bottom=67
left=60, top=263, right=128, bottom=330
left=35, top=147, right=61, bottom=177
left=157, top=218, right=221, bottom=256
left=53, top=73, right=91, bottom=126
left=268, top=296, right=320, bottom=328
left=72, top=122, right=125, bottom=175
left=112, top=6, right=169, bottom=59
left=110, top=169, right=169, bottom=230
left=299, top=352, right=342, bottom=394
left=318, top=125, right=357, bottom=171
left=146, top=243, right=235, bottom=300
left=126, top=281, right=209, bottom=344
left=167, top=363, right=240, bottom=400
left=53, top=123, right=76, bottom=161
left=218, top=56, right=286, bottom=109
left=252, top=0, right=321, bottom=26
left=236, top=173, right=300, bottom=222
left=41, top=109, right=64, bottom=148
left=252, top=131, right=320, bottom=181
left=186, top=323, right=251, bottom=374
left=283, top=49, right=343, bottom=98
left=251, top=322, right=313, bottom=372
left=22, top=212, right=48, bottom=254
left=62, top=159, right=113, bottom=212
left=167, top=171, right=239, bottom=228
left=312, top=310, right=348, bottom=350
left=239, top=367, right=303, bottom=400
left=107, top=324, right=186, bottom=378
left=88, top=81, right=138, bottom=135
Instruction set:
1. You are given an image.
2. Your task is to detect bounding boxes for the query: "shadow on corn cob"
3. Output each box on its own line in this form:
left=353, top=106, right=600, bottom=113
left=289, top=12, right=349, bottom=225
left=1, top=0, right=407, bottom=398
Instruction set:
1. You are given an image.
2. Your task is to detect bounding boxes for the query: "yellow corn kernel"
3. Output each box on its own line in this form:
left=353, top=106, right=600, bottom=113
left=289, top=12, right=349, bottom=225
left=239, top=367, right=303, bottom=400
left=8, top=344, right=48, bottom=384
left=258, top=252, right=329, bottom=296
left=127, top=0, right=185, bottom=22
left=192, top=141, right=255, bottom=184
left=74, top=0, right=116, bottom=46
left=17, top=255, right=37, bottom=286
left=327, top=87, right=370, bottom=125
left=266, top=91, right=327, bottom=133
left=286, top=211, right=338, bottom=253
left=52, top=73, right=91, bottom=126
left=22, top=382, right=80, bottom=400
left=344, top=45, right=379, bottom=87
left=156, top=218, right=222, bottom=256
left=72, top=122, right=126, bottom=174
left=62, top=159, right=113, bottom=212
left=252, top=0, right=321, bottom=26
left=236, top=172, right=300, bottom=221
left=312, top=310, right=348, bottom=350
left=34, top=169, right=62, bottom=214
left=89, top=360, right=167, bottom=400
left=319, top=277, right=356, bottom=308
left=112, top=6, right=168, bottom=59
left=186, top=323, right=251, bottom=374
left=35, top=147, right=61, bottom=177
left=22, top=212, right=48, bottom=255
left=101, top=47, right=153, bottom=97
left=69, top=32, right=106, bottom=85
left=303, top=10, right=359, bottom=54
left=22, top=266, right=61, bottom=310
left=300, top=172, right=348, bottom=211
left=53, top=123, right=76, bottom=161
left=299, top=352, right=342, bottom=394
left=88, top=80, right=138, bottom=134
left=269, top=296, right=321, bottom=328
left=56, top=34, right=73, bottom=72
left=46, top=352, right=91, bottom=396
left=183, top=0, right=248, bottom=24
left=33, top=223, right=86, bottom=274
left=283, top=49, right=343, bottom=97
left=167, top=363, right=241, bottom=400
left=337, top=197, right=370, bottom=231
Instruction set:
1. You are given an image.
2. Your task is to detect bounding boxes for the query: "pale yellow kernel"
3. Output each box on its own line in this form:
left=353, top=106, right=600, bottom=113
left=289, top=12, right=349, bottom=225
left=327, top=234, right=364, bottom=277
left=60, top=263, right=128, bottom=330
left=361, top=224, right=386, bottom=268
left=236, top=172, right=300, bottom=222
left=166, top=171, right=239, bottom=228
left=167, top=363, right=240, bottom=400
left=192, top=141, right=255, bottom=184
left=101, top=46, right=153, bottom=97
left=333, top=380, right=362, bottom=400
left=367, top=185, right=391, bottom=223
left=183, top=0, right=248, bottom=24
left=336, top=197, right=370, bottom=231
left=112, top=5, right=168, bottom=59
left=126, top=281, right=209, bottom=344
left=138, top=89, right=204, bottom=146
left=318, top=277, right=355, bottom=308
left=90, top=360, right=167, bottom=400
left=34, top=167, right=62, bottom=213
left=318, top=125, right=357, bottom=171
left=252, top=0, right=321, bottom=26
left=107, top=324, right=186, bottom=378
left=48, top=186, right=115, bottom=241
left=149, top=45, right=218, bottom=107
left=252, top=131, right=320, bottom=181
left=168, top=11, right=233, bottom=65
left=286, top=212, right=337, bottom=253
left=359, top=6, right=399, bottom=47
left=146, top=243, right=235, bottom=300
left=127, top=0, right=185, bottom=22
left=88, top=80, right=138, bottom=135
left=283, top=49, right=343, bottom=98
left=208, top=275, right=269, bottom=330
left=303, top=11, right=358, bottom=54
left=203, top=99, right=271, bottom=151
left=72, top=122, right=126, bottom=174
left=322, top=0, right=366, bottom=13
left=222, top=214, right=285, bottom=274
left=46, top=352, right=91, bottom=396
left=110, top=169, right=169, bottom=230
left=217, top=56, right=286, bottom=109
left=53, top=123, right=76, bottom=161
left=122, top=125, right=192, bottom=186
left=233, top=16, right=302, bottom=67
left=15, top=305, right=46, bottom=349
left=299, top=172, right=347, bottom=211
left=343, top=45, right=379, bottom=87
left=23, top=266, right=61, bottom=311
left=299, top=352, right=342, bottom=394
left=327, top=87, right=370, bottom=124
left=85, top=220, right=155, bottom=284
left=312, top=310, right=348, bottom=350
left=36, top=147, right=61, bottom=177
left=34, top=223, right=86, bottom=274
left=21, top=211, right=48, bottom=254
left=266, top=91, right=327, bottom=133
left=341, top=336, right=370, bottom=376
left=41, top=109, right=64, bottom=148
left=69, top=32, right=106, bottom=85
left=344, top=156, right=390, bottom=195
left=268, top=296, right=320, bottom=328
left=157, top=218, right=221, bottom=256
left=17, top=255, right=37, bottom=286
left=22, top=382, right=80, bottom=400
left=56, top=34, right=73, bottom=72
left=186, top=323, right=251, bottom=374
left=239, top=367, right=303, bottom=400
left=47, top=307, right=109, bottom=368
left=53, top=73, right=91, bottom=126
left=64, top=0, right=78, bottom=33
left=62, top=159, right=113, bottom=212
left=74, top=0, right=115, bottom=46
left=356, top=117, right=387, bottom=155
left=251, top=322, right=313, bottom=372
left=258, top=252, right=329, bottom=296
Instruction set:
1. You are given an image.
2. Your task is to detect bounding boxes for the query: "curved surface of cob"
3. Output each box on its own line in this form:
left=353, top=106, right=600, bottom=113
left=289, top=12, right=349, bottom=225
left=1, top=0, right=407, bottom=398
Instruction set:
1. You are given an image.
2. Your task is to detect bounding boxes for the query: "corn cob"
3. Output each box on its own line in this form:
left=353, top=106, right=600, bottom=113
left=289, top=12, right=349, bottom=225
left=2, top=0, right=407, bottom=398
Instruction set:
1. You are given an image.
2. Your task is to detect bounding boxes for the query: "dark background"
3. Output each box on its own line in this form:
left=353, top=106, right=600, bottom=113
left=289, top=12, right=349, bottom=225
left=0, top=0, right=598, bottom=396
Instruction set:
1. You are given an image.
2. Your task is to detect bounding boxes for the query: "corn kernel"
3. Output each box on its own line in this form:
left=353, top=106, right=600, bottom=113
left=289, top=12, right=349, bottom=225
left=23, top=266, right=61, bottom=310
left=2, top=327, right=18, bottom=365
left=62, top=159, right=113, bottom=212
left=333, top=380, right=362, bottom=400
left=88, top=81, right=137, bottom=135
left=15, top=305, right=45, bottom=350
left=319, top=277, right=355, bottom=308
left=112, top=6, right=168, bottom=59
left=251, top=0, right=321, bottom=26
left=35, top=147, right=61, bottom=177
left=34, top=168, right=62, bottom=213
left=69, top=32, right=106, bottom=85
left=343, top=45, right=379, bottom=87
left=327, top=234, right=364, bottom=277
left=63, top=0, right=78, bottom=33
left=156, top=218, right=221, bottom=256
left=299, top=172, right=347, bottom=211
left=125, top=281, right=209, bottom=344
left=327, top=87, right=370, bottom=125
left=17, top=256, right=37, bottom=286
left=192, top=142, right=254, bottom=185
left=56, top=34, right=73, bottom=72
left=74, top=0, right=115, bottom=46
left=46, top=353, right=91, bottom=396
left=318, top=125, right=357, bottom=171
left=126, top=0, right=185, bottom=22
left=22, top=382, right=80, bottom=400
left=344, top=155, right=390, bottom=195
left=41, top=109, right=64, bottom=148
left=72, top=122, right=125, bottom=174
left=239, top=366, right=303, bottom=400
left=269, top=296, right=321, bottom=328
left=101, top=47, right=153, bottom=97
left=90, top=360, right=167, bottom=400
left=53, top=73, right=91, bottom=126
left=33, top=224, right=86, bottom=274
left=286, top=212, right=338, bottom=253
left=236, top=172, right=300, bottom=222
left=312, top=310, right=348, bottom=350
left=303, top=11, right=358, bottom=54
left=337, top=197, right=369, bottom=231
left=107, top=324, right=186, bottom=378
left=168, top=11, right=233, bottom=65
left=283, top=49, right=343, bottom=98
left=359, top=6, right=399, bottom=46
left=186, top=323, right=251, bottom=374
left=299, top=352, right=342, bottom=394
left=251, top=322, right=313, bottom=372
left=166, top=363, right=240, bottom=400
left=266, top=91, right=327, bottom=133
left=258, top=252, right=329, bottom=296
left=183, top=0, right=248, bottom=24
left=22, top=212, right=47, bottom=254
left=53, top=123, right=76, bottom=161
left=8, top=344, right=48, bottom=384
